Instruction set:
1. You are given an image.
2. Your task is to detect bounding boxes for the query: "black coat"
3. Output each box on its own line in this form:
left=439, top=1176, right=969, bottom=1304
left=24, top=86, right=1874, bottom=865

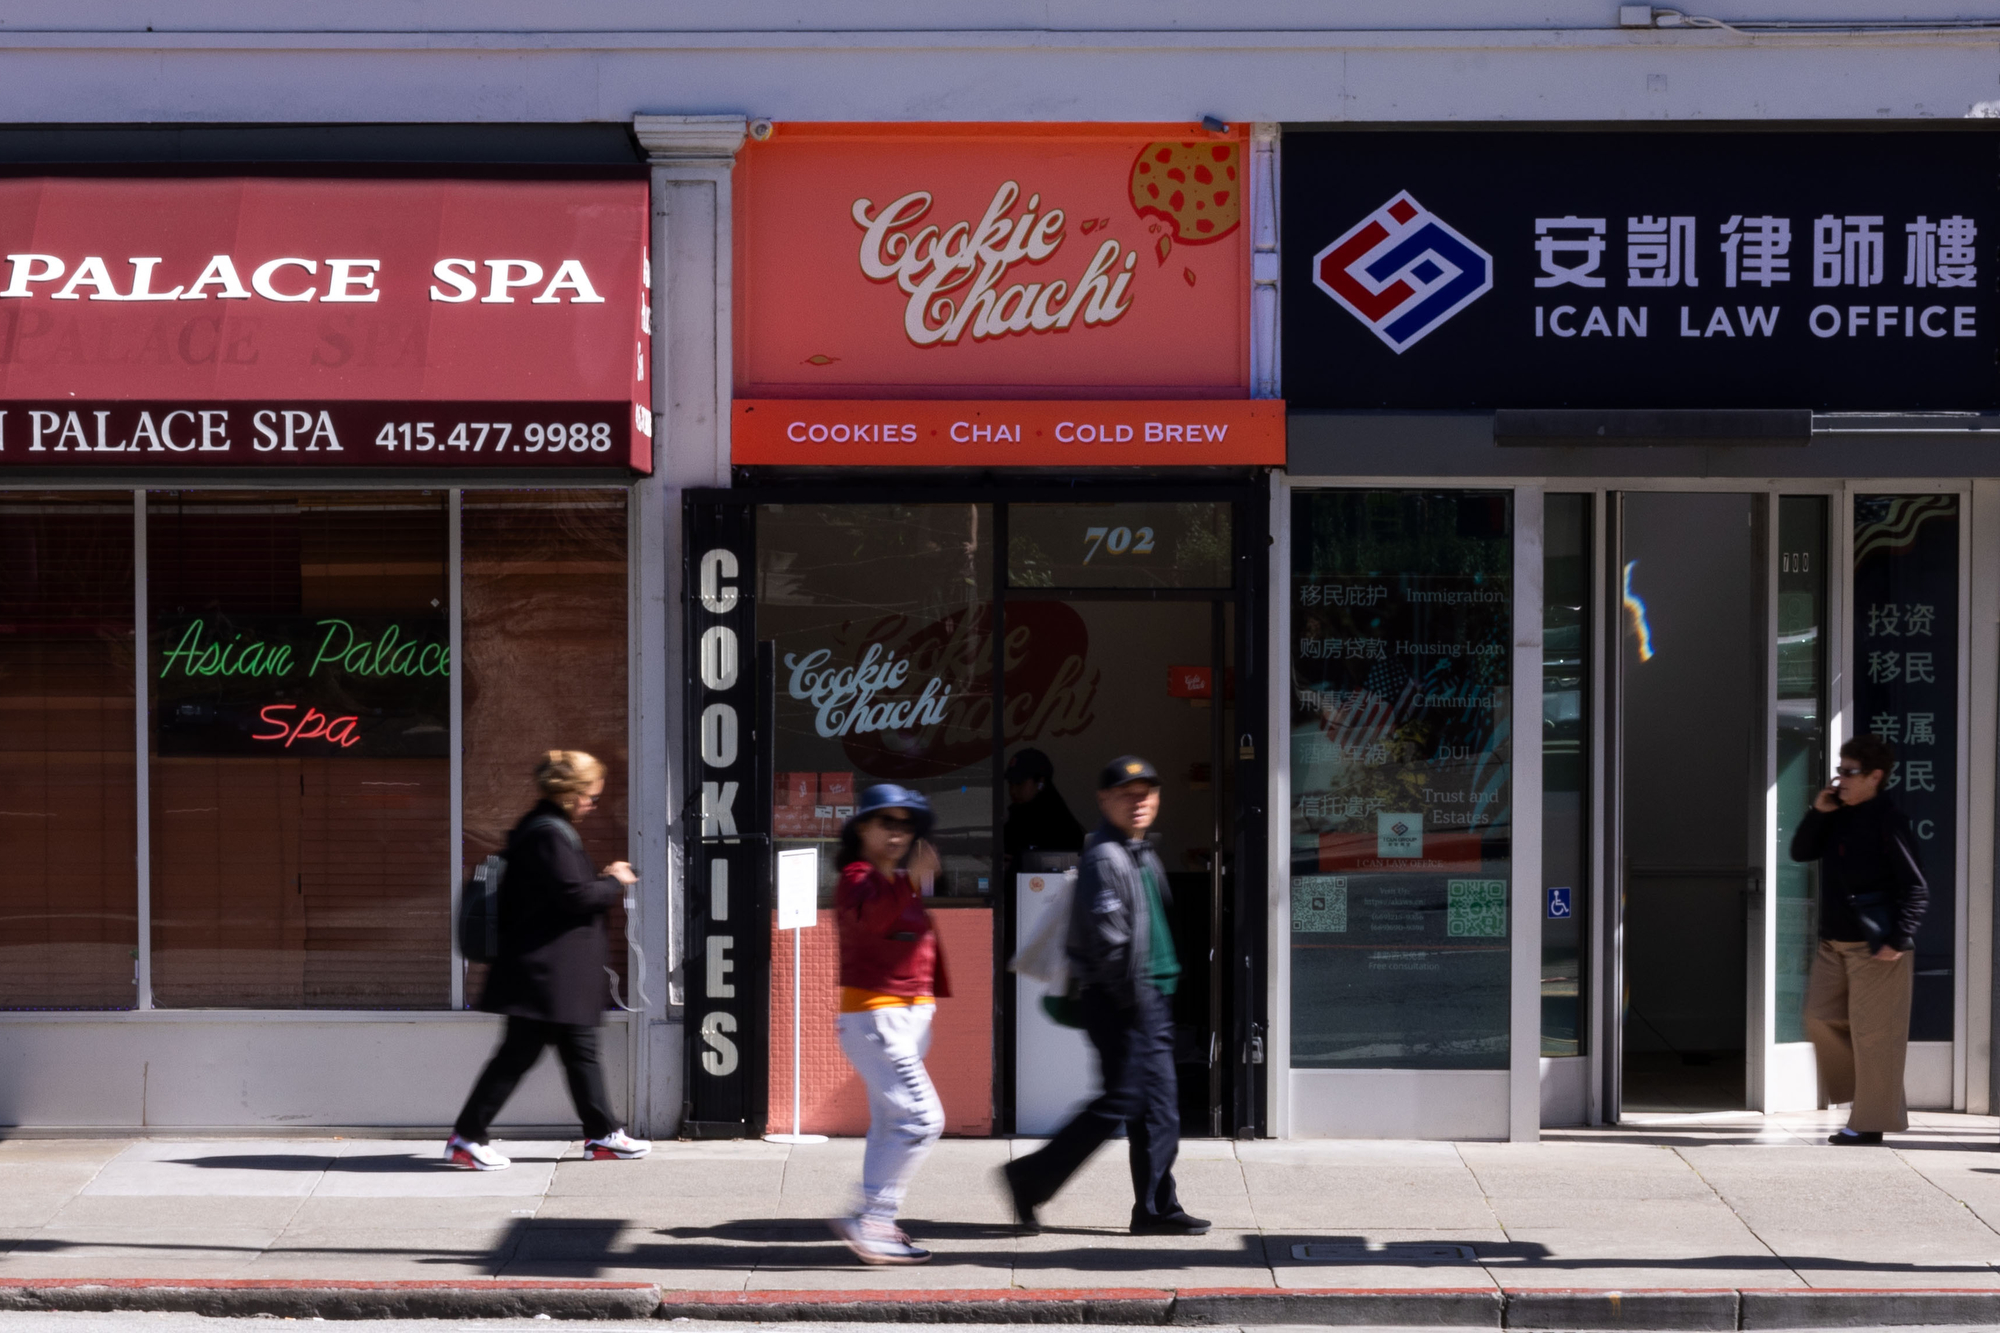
left=1790, top=796, right=1929, bottom=951
left=477, top=800, right=623, bottom=1027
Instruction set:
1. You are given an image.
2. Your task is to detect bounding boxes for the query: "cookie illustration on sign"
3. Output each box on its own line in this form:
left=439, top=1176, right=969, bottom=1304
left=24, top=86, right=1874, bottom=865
left=1129, top=141, right=1240, bottom=244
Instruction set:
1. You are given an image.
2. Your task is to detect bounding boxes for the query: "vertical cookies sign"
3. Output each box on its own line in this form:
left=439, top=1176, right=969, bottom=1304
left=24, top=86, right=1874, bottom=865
left=734, top=124, right=1252, bottom=398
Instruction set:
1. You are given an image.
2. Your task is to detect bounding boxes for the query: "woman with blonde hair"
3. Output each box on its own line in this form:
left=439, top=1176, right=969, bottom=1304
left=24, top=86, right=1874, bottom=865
left=446, top=750, right=649, bottom=1170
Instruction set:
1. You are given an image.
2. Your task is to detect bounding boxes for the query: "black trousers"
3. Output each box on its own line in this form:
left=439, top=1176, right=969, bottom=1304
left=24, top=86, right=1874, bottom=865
left=1012, top=982, right=1183, bottom=1223
left=453, top=1016, right=618, bottom=1143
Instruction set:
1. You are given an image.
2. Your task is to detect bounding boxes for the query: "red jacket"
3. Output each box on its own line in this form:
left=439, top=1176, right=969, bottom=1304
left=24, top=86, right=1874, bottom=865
left=835, top=860, right=952, bottom=998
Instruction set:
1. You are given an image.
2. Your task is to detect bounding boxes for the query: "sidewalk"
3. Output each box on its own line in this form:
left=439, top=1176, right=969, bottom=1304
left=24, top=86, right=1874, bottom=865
left=1, top=1110, right=1998, bottom=1324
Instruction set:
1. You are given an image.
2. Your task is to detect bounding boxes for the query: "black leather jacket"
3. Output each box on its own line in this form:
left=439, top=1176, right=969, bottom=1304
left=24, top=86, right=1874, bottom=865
left=1790, top=796, right=1928, bottom=951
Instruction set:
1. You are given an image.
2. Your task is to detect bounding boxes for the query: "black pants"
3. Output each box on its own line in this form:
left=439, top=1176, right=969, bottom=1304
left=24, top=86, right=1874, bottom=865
left=1012, top=982, right=1183, bottom=1224
left=453, top=1016, right=618, bottom=1143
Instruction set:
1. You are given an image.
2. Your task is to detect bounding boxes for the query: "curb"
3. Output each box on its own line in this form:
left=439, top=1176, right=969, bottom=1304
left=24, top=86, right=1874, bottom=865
left=658, top=1288, right=1174, bottom=1324
left=0, top=1279, right=662, bottom=1321
left=0, top=1281, right=1993, bottom=1325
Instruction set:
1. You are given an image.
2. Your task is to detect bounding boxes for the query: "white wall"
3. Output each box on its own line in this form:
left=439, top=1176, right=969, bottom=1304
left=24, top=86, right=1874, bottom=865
left=0, top=1014, right=630, bottom=1131
left=0, top=5, right=1993, bottom=125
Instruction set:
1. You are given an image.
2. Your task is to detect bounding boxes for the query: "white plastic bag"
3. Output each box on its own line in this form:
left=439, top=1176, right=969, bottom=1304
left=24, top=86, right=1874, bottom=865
left=1009, top=868, right=1075, bottom=988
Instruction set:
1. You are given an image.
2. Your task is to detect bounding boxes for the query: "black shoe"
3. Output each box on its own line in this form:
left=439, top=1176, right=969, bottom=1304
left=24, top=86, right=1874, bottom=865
left=999, top=1159, right=1042, bottom=1234
left=1131, top=1211, right=1211, bottom=1235
left=1829, top=1129, right=1884, bottom=1145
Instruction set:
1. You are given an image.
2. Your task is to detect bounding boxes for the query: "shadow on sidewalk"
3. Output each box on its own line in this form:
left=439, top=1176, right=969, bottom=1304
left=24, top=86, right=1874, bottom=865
left=163, top=1152, right=553, bottom=1174
left=9, top=1214, right=2000, bottom=1283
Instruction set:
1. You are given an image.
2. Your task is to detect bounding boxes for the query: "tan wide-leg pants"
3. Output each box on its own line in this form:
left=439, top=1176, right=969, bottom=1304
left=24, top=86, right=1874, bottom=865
left=1803, top=938, right=1914, bottom=1133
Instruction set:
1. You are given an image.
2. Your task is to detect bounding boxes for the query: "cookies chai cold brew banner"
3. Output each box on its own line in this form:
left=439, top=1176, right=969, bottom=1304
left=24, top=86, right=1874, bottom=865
left=0, top=176, right=652, bottom=470
left=732, top=124, right=1259, bottom=434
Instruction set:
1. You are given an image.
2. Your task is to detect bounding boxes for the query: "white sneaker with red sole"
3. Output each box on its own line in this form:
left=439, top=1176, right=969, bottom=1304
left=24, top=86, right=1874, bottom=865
left=443, top=1135, right=510, bottom=1171
left=583, top=1129, right=651, bottom=1160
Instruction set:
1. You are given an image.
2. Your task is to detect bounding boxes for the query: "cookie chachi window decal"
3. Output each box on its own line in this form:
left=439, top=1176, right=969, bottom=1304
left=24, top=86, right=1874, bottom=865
left=735, top=124, right=1252, bottom=398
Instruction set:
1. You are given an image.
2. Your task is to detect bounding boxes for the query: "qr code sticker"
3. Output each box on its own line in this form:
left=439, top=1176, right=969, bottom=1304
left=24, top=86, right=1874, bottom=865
left=1447, top=879, right=1507, bottom=937
left=1291, top=876, right=1348, bottom=933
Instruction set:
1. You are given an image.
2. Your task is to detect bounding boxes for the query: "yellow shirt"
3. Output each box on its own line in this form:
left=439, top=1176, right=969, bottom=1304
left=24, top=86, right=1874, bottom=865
left=839, top=987, right=936, bottom=1013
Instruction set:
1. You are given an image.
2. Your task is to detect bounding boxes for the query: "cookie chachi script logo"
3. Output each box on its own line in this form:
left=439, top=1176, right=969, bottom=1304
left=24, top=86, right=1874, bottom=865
left=1314, top=190, right=1493, bottom=353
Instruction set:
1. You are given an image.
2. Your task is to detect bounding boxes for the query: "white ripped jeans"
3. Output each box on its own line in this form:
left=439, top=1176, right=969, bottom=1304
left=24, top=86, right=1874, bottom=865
left=836, top=1003, right=945, bottom=1225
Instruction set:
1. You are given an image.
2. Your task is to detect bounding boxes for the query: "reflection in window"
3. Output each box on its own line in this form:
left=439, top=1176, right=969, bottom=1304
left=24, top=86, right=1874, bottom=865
left=148, top=492, right=450, bottom=1009
left=1853, top=494, right=1958, bottom=1041
left=1775, top=498, right=1826, bottom=1043
left=462, top=491, right=630, bottom=1005
left=1008, top=502, right=1231, bottom=589
left=1290, top=491, right=1513, bottom=1070
left=0, top=494, right=137, bottom=1008
left=1542, top=495, right=1589, bottom=1057
left=758, top=504, right=995, bottom=900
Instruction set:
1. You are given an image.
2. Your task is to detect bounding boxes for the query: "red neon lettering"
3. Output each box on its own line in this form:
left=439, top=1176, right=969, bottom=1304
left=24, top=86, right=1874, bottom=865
left=253, top=704, right=294, bottom=740
left=250, top=703, right=361, bottom=749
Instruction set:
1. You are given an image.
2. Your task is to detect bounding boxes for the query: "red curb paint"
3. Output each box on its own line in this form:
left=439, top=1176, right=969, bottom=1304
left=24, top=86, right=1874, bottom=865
left=0, top=1280, right=653, bottom=1292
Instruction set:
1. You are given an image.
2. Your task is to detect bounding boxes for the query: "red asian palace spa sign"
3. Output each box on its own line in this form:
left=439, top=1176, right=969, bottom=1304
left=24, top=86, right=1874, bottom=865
left=0, top=176, right=651, bottom=471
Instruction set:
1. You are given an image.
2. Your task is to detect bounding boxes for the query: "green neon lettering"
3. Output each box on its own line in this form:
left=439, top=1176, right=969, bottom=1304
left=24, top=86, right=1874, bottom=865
left=159, top=620, right=205, bottom=678
left=310, top=619, right=355, bottom=676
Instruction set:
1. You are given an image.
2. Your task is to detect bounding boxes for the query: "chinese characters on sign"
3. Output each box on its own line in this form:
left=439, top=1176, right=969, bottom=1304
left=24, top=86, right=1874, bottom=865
left=1289, top=491, right=1513, bottom=1071
left=1282, top=132, right=2000, bottom=409
left=1853, top=495, right=1959, bottom=1041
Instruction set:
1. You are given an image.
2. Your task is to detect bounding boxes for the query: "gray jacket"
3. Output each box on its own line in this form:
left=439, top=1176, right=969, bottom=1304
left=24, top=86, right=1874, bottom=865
left=1065, top=821, right=1172, bottom=1003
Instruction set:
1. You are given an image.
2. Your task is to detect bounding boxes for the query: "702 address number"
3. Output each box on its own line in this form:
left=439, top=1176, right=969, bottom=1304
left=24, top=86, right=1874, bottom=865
left=372, top=421, right=615, bottom=454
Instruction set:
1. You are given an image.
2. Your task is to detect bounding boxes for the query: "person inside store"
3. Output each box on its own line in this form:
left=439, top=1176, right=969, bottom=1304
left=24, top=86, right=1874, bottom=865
left=445, top=750, right=650, bottom=1170
left=1002, top=755, right=1210, bottom=1236
left=828, top=783, right=950, bottom=1265
left=1002, top=746, right=1086, bottom=872
left=1790, top=734, right=1929, bottom=1147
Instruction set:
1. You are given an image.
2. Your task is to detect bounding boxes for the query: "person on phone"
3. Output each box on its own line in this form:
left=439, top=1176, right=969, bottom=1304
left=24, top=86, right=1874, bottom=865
left=1790, top=735, right=1928, bottom=1146
left=1001, top=756, right=1209, bottom=1237
left=827, top=784, right=950, bottom=1265
left=446, top=751, right=649, bottom=1170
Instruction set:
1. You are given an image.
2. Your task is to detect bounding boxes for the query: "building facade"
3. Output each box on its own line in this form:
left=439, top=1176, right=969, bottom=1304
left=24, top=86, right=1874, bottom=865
left=0, top=4, right=1996, bottom=1139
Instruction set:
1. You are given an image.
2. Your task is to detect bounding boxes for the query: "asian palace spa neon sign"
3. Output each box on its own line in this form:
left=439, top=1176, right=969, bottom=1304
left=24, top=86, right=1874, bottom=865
left=158, top=617, right=448, bottom=750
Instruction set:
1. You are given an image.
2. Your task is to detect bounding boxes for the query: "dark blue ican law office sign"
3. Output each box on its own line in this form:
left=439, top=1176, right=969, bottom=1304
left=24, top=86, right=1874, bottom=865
left=1281, top=131, right=1999, bottom=410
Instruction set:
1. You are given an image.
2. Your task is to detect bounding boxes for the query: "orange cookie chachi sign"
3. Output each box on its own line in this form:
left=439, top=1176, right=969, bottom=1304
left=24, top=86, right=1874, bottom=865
left=734, top=124, right=1252, bottom=400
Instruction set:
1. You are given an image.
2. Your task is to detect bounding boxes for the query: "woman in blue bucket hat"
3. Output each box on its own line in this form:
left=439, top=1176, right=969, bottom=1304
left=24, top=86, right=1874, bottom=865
left=826, top=783, right=951, bottom=1265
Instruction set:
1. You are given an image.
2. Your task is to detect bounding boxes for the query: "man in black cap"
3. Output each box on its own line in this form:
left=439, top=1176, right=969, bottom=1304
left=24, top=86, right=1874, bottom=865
left=1002, top=747, right=1086, bottom=873
left=1001, top=755, right=1208, bottom=1236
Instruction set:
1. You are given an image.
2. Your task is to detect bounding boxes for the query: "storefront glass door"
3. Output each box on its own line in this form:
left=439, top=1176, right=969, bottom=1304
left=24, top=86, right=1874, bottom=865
left=733, top=492, right=1256, bottom=1141
left=1614, top=493, right=1763, bottom=1113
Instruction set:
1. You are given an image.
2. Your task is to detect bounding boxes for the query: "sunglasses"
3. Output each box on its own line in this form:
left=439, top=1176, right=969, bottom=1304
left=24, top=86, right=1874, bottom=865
left=1834, top=766, right=1869, bottom=779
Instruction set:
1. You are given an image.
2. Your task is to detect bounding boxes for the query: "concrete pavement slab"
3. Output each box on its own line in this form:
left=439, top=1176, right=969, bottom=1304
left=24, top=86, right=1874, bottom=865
left=1262, top=1230, right=1504, bottom=1291
left=77, top=1142, right=333, bottom=1198
left=1679, top=1144, right=2000, bottom=1287
left=320, top=1140, right=559, bottom=1197
left=1237, top=1141, right=1495, bottom=1232
left=1010, top=1228, right=1273, bottom=1290
left=37, top=1196, right=306, bottom=1231
left=278, top=1194, right=538, bottom=1232
left=0, top=1224, right=277, bottom=1278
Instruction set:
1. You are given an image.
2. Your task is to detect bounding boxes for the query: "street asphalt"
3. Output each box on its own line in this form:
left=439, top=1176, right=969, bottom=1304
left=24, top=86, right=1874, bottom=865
left=0, top=1109, right=1998, bottom=1324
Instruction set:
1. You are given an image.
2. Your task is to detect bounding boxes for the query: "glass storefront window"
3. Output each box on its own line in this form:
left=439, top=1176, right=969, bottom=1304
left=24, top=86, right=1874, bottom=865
left=462, top=490, right=630, bottom=1004
left=1541, top=495, right=1589, bottom=1058
left=1290, top=490, right=1514, bottom=1070
left=758, top=503, right=996, bottom=899
left=148, top=491, right=451, bottom=1009
left=1775, top=497, right=1827, bottom=1043
left=0, top=493, right=138, bottom=1009
left=1853, top=494, right=1958, bottom=1041
left=1008, top=502, right=1232, bottom=589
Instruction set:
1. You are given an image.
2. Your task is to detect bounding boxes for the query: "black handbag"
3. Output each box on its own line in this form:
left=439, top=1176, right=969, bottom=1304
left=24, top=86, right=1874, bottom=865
left=1847, top=891, right=1894, bottom=949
